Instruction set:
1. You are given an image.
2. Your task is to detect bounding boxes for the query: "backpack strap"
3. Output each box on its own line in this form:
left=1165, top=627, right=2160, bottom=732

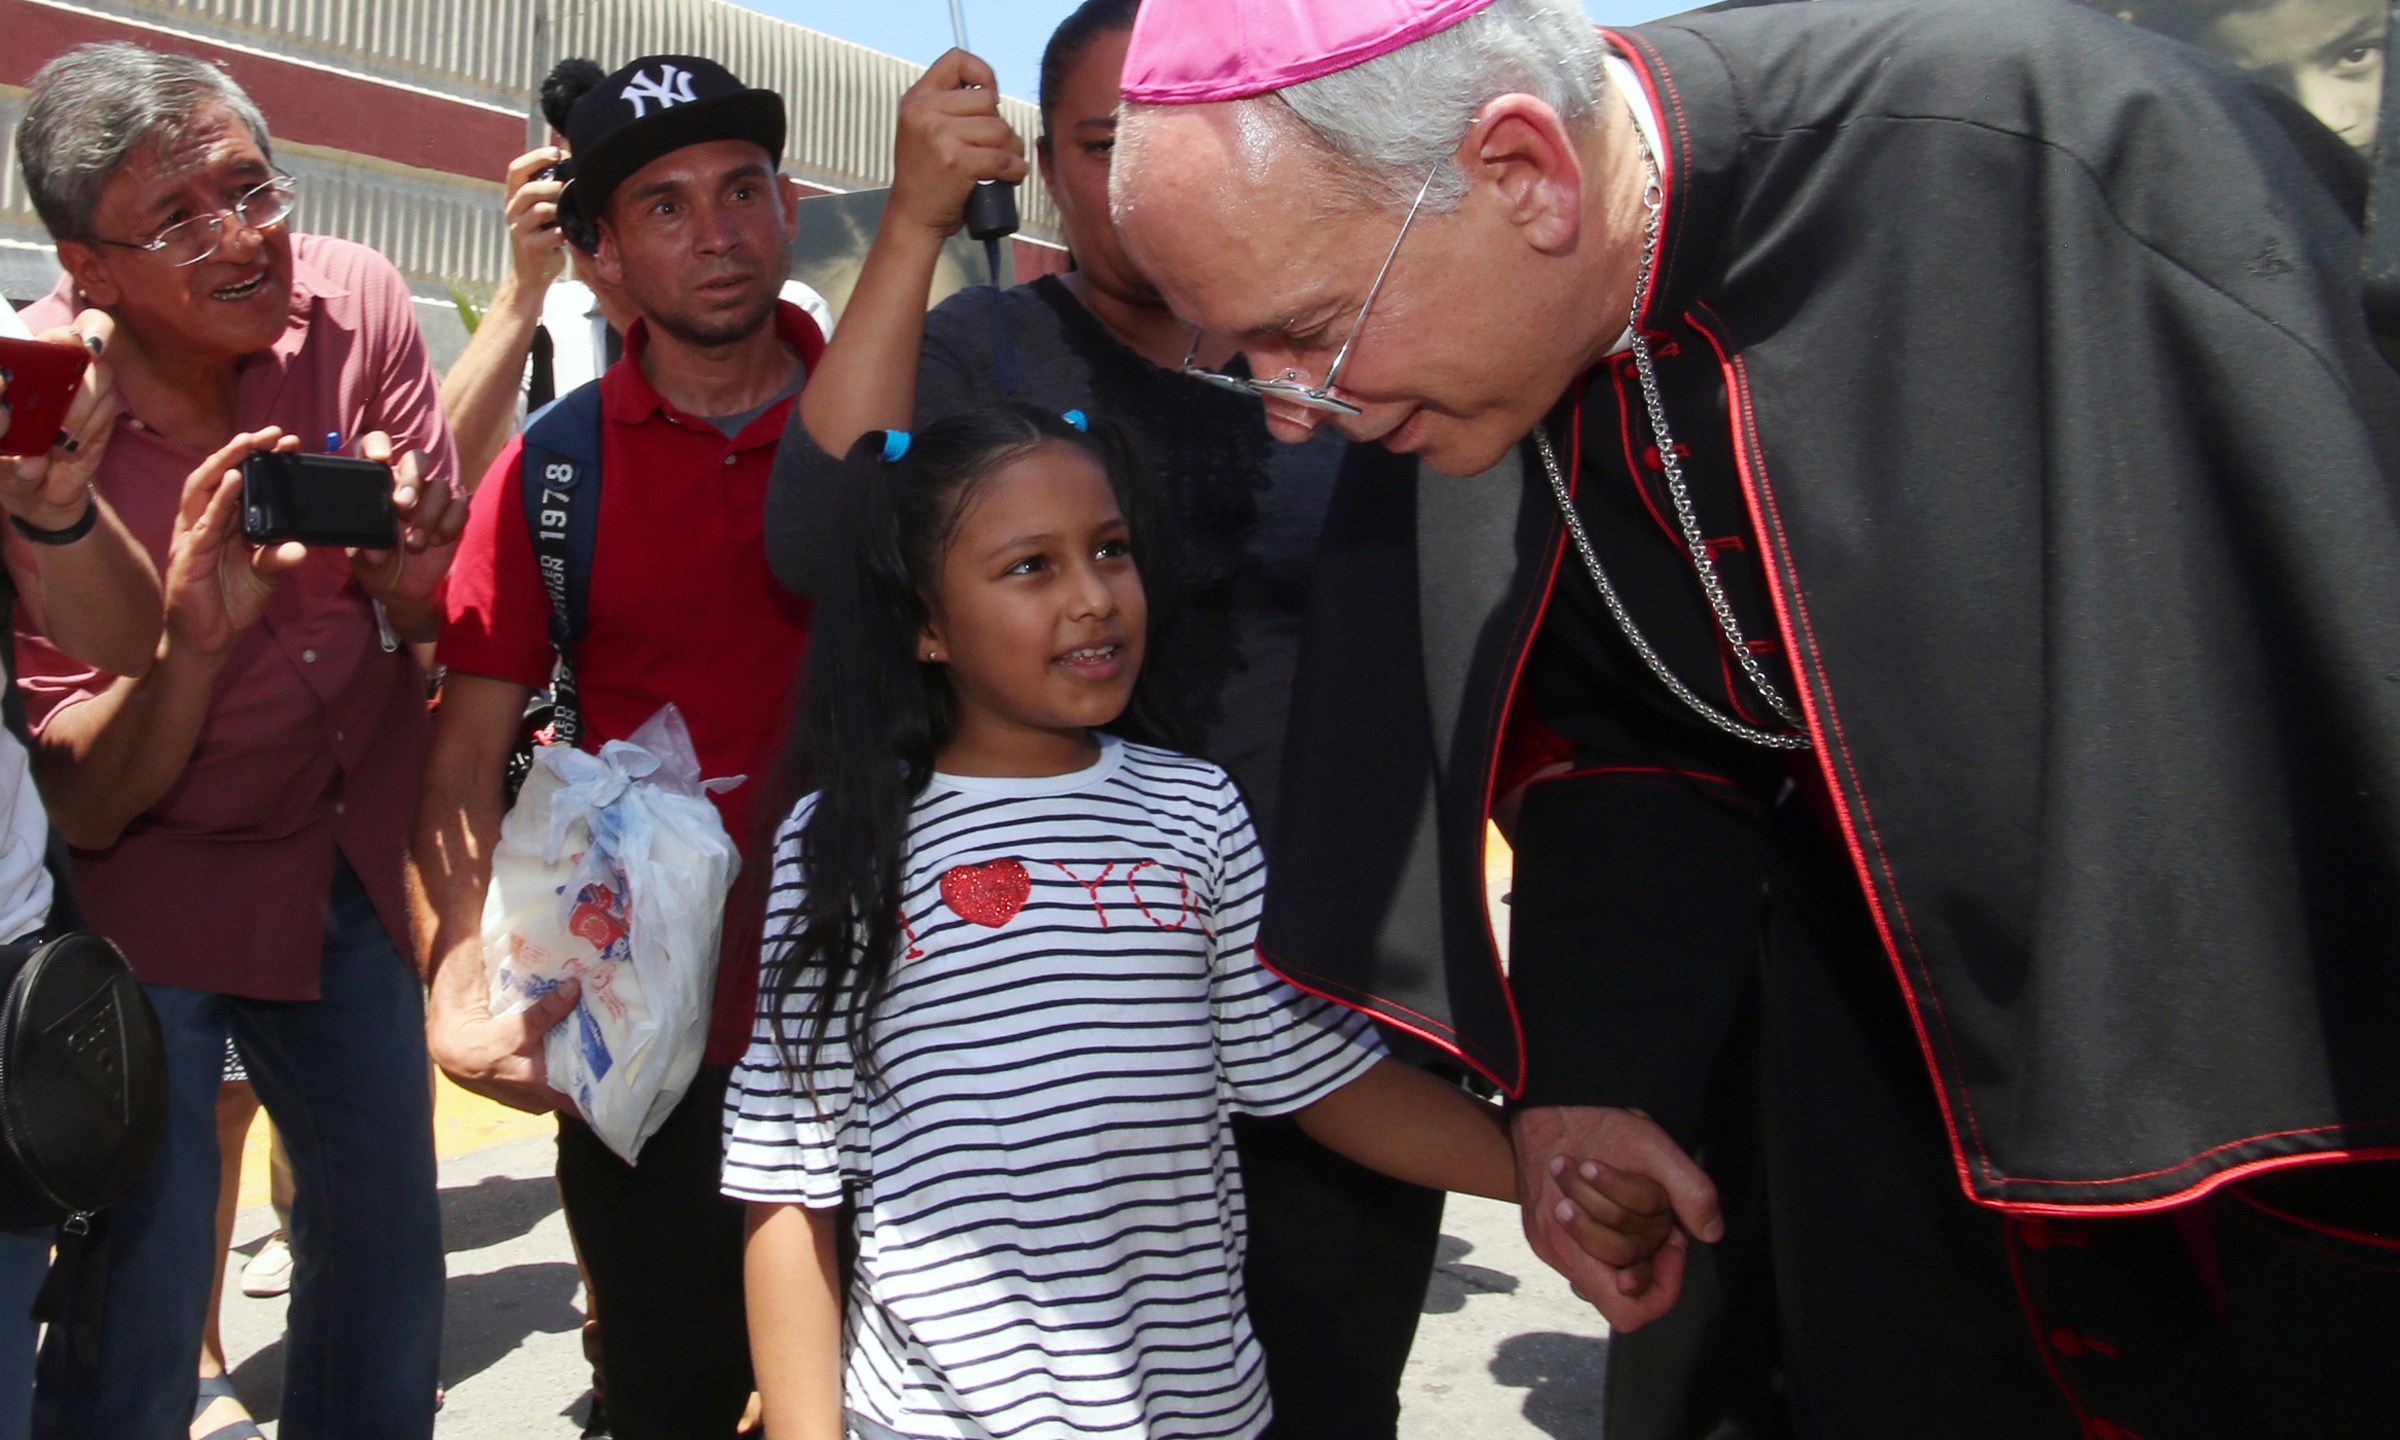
left=520, top=379, right=605, bottom=750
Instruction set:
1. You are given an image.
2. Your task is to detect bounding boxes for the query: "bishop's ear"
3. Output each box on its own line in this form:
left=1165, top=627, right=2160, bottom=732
left=1461, top=94, right=1585, bottom=255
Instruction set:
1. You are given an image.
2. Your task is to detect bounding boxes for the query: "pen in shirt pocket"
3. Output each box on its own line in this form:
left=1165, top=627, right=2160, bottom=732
left=329, top=431, right=401, bottom=652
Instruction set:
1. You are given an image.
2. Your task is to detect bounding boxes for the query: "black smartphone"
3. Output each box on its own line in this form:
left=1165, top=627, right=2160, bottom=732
left=240, top=452, right=399, bottom=548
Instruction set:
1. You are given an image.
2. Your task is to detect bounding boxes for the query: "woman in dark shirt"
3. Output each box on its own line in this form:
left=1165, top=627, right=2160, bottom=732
left=762, top=5, right=1445, bottom=1435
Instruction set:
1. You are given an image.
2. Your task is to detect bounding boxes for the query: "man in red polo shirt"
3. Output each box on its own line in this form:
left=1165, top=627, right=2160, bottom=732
left=411, top=54, right=819, bottom=1440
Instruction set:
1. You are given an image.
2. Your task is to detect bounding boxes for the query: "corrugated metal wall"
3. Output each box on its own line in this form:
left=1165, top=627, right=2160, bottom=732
left=57, top=0, right=1056, bottom=224
left=2, top=84, right=513, bottom=298
left=279, top=145, right=513, bottom=291
left=65, top=0, right=541, bottom=109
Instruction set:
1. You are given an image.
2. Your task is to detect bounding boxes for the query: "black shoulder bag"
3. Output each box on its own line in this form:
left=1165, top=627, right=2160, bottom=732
left=0, top=933, right=163, bottom=1230
left=0, top=564, right=166, bottom=1369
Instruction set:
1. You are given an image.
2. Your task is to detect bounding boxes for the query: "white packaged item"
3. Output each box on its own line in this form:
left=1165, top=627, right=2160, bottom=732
left=483, top=704, right=743, bottom=1162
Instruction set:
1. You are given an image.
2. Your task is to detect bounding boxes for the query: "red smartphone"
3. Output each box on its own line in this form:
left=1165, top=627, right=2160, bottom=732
left=0, top=336, right=88, bottom=459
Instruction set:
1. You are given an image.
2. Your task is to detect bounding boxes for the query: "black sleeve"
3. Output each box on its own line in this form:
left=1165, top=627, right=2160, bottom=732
left=761, top=288, right=1002, bottom=599
left=1507, top=766, right=1769, bottom=1147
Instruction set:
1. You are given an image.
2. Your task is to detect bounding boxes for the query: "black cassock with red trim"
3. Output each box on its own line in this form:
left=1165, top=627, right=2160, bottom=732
left=1258, top=0, right=2400, bottom=1215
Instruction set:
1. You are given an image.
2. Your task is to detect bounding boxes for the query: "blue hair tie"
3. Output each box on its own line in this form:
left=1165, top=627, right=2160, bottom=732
left=1061, top=409, right=1088, bottom=433
left=881, top=430, right=912, bottom=462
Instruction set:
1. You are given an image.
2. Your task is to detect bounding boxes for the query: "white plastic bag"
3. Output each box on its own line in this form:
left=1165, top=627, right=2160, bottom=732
left=483, top=703, right=743, bottom=1162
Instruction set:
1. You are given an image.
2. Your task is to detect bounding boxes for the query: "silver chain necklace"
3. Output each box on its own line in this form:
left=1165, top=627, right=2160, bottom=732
left=1534, top=125, right=1812, bottom=752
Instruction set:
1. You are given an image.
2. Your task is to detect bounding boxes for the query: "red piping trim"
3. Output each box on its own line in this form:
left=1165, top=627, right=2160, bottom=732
left=1607, top=320, right=1779, bottom=728
left=1581, top=31, right=2398, bottom=1211
left=2226, top=1185, right=2400, bottom=1253
left=1455, top=399, right=1586, bottom=1101
left=1688, top=304, right=2400, bottom=1212
left=2011, top=1129, right=2400, bottom=1189
left=1602, top=30, right=1691, bottom=317
left=1289, top=972, right=1458, bottom=1040
left=1253, top=943, right=1503, bottom=1085
left=1527, top=764, right=1742, bottom=789
left=1687, top=306, right=1986, bottom=1205
left=1991, top=1145, right=2400, bottom=1218
left=1613, top=372, right=1682, bottom=545
left=1717, top=639, right=1769, bottom=728
left=2006, top=1222, right=2097, bottom=1431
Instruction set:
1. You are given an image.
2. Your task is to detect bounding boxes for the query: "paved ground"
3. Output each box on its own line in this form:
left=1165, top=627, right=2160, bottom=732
left=214, top=1111, right=1611, bottom=1439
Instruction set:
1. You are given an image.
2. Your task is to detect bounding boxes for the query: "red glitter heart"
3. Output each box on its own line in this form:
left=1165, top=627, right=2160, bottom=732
left=940, top=859, right=1030, bottom=928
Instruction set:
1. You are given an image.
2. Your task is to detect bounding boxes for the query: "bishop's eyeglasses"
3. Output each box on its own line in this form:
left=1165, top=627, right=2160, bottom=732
left=1179, top=159, right=1444, bottom=418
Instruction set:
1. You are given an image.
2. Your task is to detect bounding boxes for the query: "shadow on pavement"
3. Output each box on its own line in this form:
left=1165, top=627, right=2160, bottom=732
left=1492, top=1331, right=1611, bottom=1439
left=228, top=1341, right=284, bottom=1422
left=1423, top=1232, right=1522, bottom=1315
left=224, top=1260, right=584, bottom=1418
left=439, top=1261, right=585, bottom=1386
left=441, top=1172, right=564, bottom=1254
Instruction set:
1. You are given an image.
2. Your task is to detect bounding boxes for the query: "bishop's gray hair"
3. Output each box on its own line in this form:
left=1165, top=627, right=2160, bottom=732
left=1267, top=0, right=1610, bottom=213
left=17, top=43, right=274, bottom=242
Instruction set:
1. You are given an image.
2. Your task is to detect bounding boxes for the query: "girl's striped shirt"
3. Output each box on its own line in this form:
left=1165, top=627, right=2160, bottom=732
left=723, top=737, right=1384, bottom=1440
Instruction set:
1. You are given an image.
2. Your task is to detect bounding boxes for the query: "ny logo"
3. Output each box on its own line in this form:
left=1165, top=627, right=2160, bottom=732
left=622, top=65, right=698, bottom=118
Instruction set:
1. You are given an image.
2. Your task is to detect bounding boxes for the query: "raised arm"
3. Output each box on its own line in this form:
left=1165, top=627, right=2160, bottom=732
left=440, top=148, right=570, bottom=490
left=796, top=48, right=1026, bottom=458
left=0, top=316, right=161, bottom=678
left=31, top=428, right=306, bottom=849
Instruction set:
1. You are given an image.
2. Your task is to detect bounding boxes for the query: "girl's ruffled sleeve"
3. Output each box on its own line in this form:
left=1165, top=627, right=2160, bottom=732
left=721, top=803, right=855, bottom=1208
left=1205, top=773, right=1387, bottom=1116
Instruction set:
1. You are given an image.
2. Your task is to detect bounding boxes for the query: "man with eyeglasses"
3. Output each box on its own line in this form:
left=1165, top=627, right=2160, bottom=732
left=11, top=41, right=459, bottom=1440
left=1112, top=0, right=2400, bottom=1436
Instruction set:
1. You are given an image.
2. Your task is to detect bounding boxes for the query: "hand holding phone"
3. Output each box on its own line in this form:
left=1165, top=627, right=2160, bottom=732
left=240, top=451, right=400, bottom=549
left=164, top=428, right=311, bottom=661
left=504, top=146, right=572, bottom=283
left=1, top=313, right=122, bottom=531
left=0, top=336, right=86, bottom=459
left=344, top=431, right=463, bottom=632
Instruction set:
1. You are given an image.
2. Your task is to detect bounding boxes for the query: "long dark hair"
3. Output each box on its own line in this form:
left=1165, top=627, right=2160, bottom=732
left=1038, top=0, right=1139, bottom=139
left=767, top=403, right=1175, bottom=1090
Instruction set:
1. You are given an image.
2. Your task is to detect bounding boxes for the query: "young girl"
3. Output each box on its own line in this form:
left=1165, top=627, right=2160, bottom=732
left=726, top=406, right=1659, bottom=1440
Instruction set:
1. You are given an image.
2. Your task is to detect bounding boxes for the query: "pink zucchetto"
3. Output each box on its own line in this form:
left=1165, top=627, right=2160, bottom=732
left=1120, top=0, right=1503, bottom=105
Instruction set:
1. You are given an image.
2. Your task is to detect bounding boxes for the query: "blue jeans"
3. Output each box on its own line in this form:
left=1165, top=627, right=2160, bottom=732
left=36, top=859, right=442, bottom=1440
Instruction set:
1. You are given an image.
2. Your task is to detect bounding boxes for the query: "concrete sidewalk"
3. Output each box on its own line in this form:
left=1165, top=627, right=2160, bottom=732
left=212, top=1125, right=1611, bottom=1438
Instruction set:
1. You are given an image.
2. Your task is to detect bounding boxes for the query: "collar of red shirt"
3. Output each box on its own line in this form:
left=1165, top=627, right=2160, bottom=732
left=603, top=300, right=827, bottom=435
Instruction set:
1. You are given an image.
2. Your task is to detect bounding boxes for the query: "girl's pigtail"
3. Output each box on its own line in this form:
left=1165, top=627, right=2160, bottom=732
left=767, top=429, right=944, bottom=1096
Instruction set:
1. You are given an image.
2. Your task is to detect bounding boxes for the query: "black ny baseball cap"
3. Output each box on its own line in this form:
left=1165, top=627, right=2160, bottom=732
left=557, top=55, right=786, bottom=237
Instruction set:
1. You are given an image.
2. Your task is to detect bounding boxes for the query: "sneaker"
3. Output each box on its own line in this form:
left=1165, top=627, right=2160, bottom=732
left=238, top=1232, right=293, bottom=1298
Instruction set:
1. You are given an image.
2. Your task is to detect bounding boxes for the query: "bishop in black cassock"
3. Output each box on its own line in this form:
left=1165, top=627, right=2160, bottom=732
left=1115, top=0, right=2400, bottom=1434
